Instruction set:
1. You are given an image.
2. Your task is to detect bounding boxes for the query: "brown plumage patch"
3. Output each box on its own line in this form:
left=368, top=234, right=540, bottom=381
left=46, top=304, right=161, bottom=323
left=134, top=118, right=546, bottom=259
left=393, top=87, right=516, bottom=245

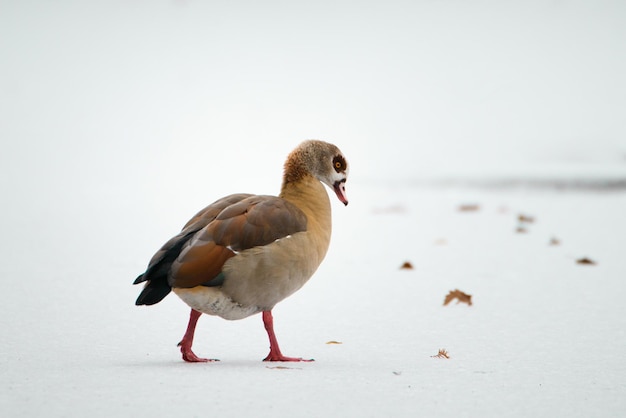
left=170, top=242, right=235, bottom=288
left=169, top=195, right=308, bottom=289
left=212, top=196, right=307, bottom=250
left=182, top=194, right=253, bottom=230
left=282, top=140, right=345, bottom=185
left=443, top=289, right=472, bottom=306
left=282, top=145, right=311, bottom=184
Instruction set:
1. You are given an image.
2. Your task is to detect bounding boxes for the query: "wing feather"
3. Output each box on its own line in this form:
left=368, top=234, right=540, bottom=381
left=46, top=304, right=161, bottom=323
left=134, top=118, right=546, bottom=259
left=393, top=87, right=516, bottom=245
left=134, top=193, right=252, bottom=305
left=169, top=195, right=307, bottom=288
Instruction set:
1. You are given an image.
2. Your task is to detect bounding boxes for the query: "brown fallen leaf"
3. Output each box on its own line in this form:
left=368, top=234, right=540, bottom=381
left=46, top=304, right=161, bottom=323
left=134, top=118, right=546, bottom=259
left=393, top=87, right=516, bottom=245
left=431, top=349, right=450, bottom=359
left=518, top=214, right=535, bottom=223
left=458, top=204, right=480, bottom=212
left=444, top=289, right=472, bottom=306
left=516, top=226, right=528, bottom=234
left=577, top=257, right=596, bottom=265
left=325, top=341, right=343, bottom=345
left=400, top=261, right=414, bottom=270
left=549, top=237, right=561, bottom=246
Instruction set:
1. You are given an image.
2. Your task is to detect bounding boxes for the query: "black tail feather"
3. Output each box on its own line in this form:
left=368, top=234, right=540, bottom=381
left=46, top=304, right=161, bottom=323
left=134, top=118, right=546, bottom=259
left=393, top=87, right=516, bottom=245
left=133, top=274, right=146, bottom=285
left=135, top=282, right=172, bottom=306
left=133, top=229, right=198, bottom=306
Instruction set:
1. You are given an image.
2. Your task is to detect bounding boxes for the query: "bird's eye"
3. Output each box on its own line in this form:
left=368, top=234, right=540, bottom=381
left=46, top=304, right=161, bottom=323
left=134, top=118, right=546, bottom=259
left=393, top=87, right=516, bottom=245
left=332, top=155, right=346, bottom=173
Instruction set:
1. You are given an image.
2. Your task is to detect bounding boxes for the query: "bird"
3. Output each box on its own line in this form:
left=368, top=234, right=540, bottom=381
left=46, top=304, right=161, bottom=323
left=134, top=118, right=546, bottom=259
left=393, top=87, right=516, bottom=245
left=134, top=140, right=349, bottom=362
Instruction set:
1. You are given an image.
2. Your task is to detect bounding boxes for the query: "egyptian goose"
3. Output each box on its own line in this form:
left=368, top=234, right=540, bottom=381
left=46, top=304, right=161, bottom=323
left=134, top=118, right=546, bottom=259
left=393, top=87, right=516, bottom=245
left=134, top=140, right=349, bottom=362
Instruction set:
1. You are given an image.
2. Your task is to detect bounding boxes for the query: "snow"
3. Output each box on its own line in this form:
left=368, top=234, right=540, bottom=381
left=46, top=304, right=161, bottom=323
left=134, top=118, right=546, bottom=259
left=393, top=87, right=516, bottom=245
left=3, top=183, right=626, bottom=417
left=2, top=1, right=626, bottom=417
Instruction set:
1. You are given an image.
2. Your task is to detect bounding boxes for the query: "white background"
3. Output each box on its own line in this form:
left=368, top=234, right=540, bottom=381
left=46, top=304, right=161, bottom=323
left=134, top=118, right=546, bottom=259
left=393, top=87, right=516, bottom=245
left=1, top=1, right=625, bottom=417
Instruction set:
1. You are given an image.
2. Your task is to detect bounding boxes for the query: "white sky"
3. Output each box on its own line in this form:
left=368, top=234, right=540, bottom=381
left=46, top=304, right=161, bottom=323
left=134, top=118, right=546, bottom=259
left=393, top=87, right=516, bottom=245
left=1, top=0, right=625, bottom=209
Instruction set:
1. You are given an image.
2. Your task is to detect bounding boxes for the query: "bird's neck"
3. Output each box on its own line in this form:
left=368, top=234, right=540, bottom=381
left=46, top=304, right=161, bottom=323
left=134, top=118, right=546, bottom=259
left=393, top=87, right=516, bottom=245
left=280, top=174, right=332, bottom=259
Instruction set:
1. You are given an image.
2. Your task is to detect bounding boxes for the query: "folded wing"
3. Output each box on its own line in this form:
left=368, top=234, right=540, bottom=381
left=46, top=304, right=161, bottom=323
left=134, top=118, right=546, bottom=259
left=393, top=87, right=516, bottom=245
left=134, top=194, right=308, bottom=304
left=170, top=195, right=308, bottom=288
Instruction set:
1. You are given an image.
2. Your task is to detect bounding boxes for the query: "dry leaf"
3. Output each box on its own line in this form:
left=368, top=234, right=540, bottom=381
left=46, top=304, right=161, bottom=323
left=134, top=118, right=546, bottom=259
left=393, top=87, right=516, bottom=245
left=577, top=257, right=596, bottom=265
left=458, top=204, right=480, bottom=212
left=400, top=261, right=414, bottom=270
left=444, top=289, right=473, bottom=306
left=549, top=237, right=561, bottom=246
left=325, top=341, right=343, bottom=345
left=518, top=214, right=535, bottom=223
left=266, top=366, right=302, bottom=370
left=431, top=349, right=450, bottom=359
left=516, top=226, right=528, bottom=234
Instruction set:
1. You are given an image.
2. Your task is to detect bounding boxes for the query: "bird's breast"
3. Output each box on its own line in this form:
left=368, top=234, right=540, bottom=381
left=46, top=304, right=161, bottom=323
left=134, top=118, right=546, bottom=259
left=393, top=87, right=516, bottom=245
left=219, top=230, right=327, bottom=310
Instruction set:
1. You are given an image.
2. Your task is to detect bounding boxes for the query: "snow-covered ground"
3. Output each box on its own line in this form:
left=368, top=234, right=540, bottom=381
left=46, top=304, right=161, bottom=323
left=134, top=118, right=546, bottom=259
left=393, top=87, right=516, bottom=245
left=2, top=181, right=626, bottom=417
left=2, top=1, right=626, bottom=417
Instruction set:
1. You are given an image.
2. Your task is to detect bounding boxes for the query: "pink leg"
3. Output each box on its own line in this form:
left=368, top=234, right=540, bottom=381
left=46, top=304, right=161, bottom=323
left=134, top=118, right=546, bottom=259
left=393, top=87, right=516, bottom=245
left=262, top=310, right=314, bottom=362
left=177, top=309, right=219, bottom=363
